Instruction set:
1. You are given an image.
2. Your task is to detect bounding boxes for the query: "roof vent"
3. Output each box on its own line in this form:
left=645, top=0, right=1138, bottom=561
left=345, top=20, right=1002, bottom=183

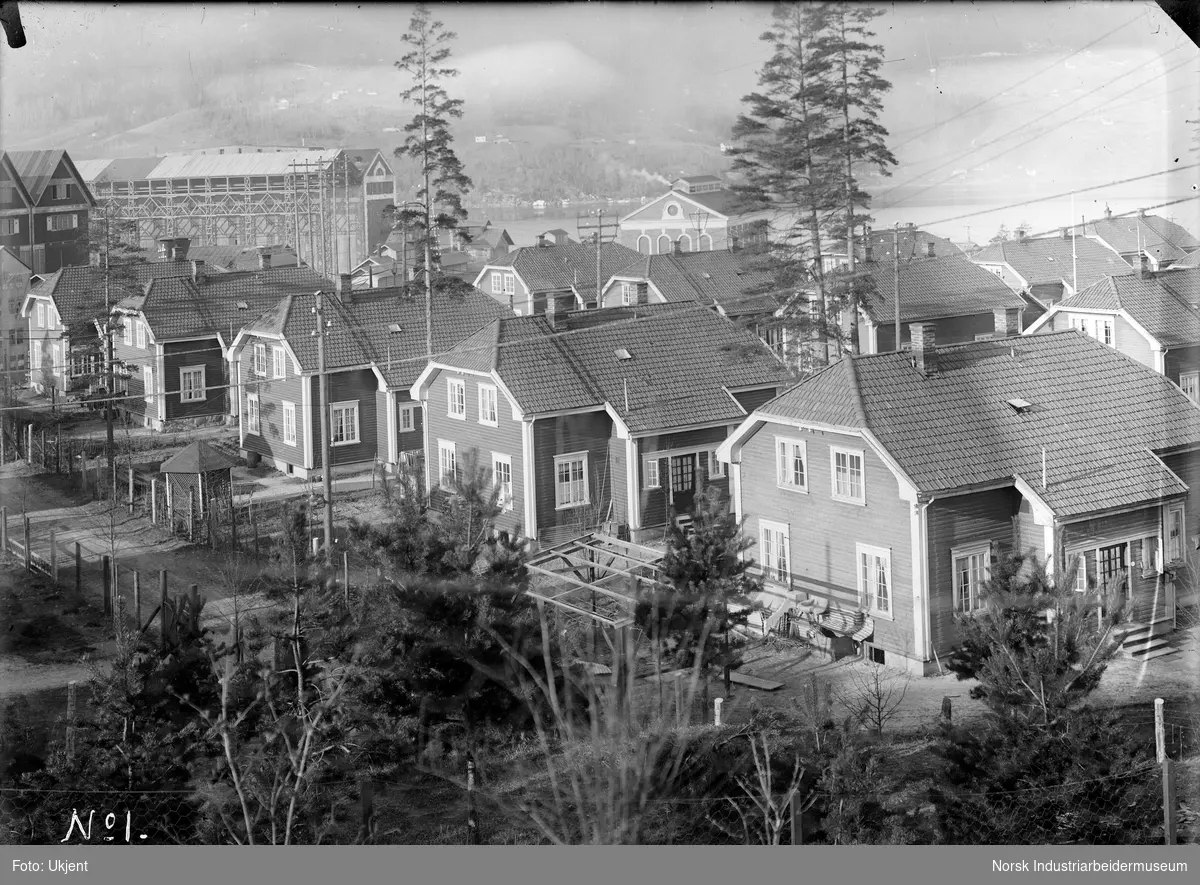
left=388, top=323, right=403, bottom=333
left=615, top=347, right=632, bottom=361
left=236, top=301, right=249, bottom=310
left=1006, top=398, right=1033, bottom=413
left=702, top=272, right=712, bottom=279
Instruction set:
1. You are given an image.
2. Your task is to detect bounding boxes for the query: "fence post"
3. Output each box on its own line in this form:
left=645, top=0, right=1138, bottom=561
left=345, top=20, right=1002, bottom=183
left=133, top=571, right=141, bottom=631
left=75, top=542, right=81, bottom=596
left=229, top=494, right=238, bottom=552
left=150, top=479, right=158, bottom=524
left=159, top=570, right=168, bottom=651
left=25, top=423, right=32, bottom=466
left=0, top=505, right=7, bottom=555
left=343, top=551, right=349, bottom=605
left=941, top=697, right=952, bottom=722
left=714, top=696, right=723, bottom=727
left=128, top=468, right=135, bottom=514
left=40, top=428, right=46, bottom=469
left=50, top=530, right=58, bottom=584
left=65, top=681, right=77, bottom=762
left=55, top=432, right=61, bottom=474
left=1, top=419, right=5, bottom=463
left=1155, top=698, right=1166, bottom=763
left=674, top=672, right=684, bottom=726
left=790, top=792, right=803, bottom=845
left=22, top=514, right=30, bottom=573
left=102, top=554, right=112, bottom=617
left=253, top=512, right=260, bottom=563
left=466, top=756, right=478, bottom=845
left=1162, top=758, right=1177, bottom=845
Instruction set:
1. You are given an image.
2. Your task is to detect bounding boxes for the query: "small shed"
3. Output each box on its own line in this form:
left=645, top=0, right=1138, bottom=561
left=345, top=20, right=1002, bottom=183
left=160, top=441, right=238, bottom=530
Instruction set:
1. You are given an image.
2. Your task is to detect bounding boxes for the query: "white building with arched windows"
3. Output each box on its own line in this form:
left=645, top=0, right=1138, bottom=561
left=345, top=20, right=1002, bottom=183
left=618, top=174, right=781, bottom=255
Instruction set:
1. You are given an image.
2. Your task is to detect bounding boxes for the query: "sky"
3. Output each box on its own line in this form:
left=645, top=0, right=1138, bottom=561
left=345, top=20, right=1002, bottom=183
left=1, top=1, right=1197, bottom=243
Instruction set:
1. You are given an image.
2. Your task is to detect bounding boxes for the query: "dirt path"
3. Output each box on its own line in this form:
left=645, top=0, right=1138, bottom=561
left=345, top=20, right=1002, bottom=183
left=0, top=658, right=98, bottom=700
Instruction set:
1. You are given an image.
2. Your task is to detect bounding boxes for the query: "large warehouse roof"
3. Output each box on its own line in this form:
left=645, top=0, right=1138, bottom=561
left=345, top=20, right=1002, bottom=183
left=75, top=149, right=356, bottom=183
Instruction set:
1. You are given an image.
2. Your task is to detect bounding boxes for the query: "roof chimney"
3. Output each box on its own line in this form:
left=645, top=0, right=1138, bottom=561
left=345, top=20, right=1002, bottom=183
left=926, top=240, right=935, bottom=258
left=863, top=243, right=873, bottom=263
left=259, top=250, right=272, bottom=270
left=190, top=260, right=205, bottom=284
left=1137, top=208, right=1147, bottom=218
left=1104, top=205, right=1112, bottom=220
left=1060, top=227, right=1069, bottom=240
left=536, top=233, right=547, bottom=248
left=909, top=323, right=938, bottom=375
left=673, top=238, right=682, bottom=255
left=337, top=273, right=354, bottom=302
left=544, top=296, right=559, bottom=330
left=1138, top=253, right=1151, bottom=279
left=993, top=307, right=1022, bottom=338
left=1016, top=229, right=1026, bottom=242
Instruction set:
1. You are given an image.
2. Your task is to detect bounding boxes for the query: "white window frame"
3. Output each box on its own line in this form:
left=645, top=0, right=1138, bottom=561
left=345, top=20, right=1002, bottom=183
left=1072, top=550, right=1091, bottom=592
left=31, top=343, right=41, bottom=369
left=2, top=218, right=19, bottom=235
left=952, top=543, right=991, bottom=613
left=1097, top=317, right=1114, bottom=347
left=857, top=543, right=892, bottom=618
left=1179, top=371, right=1199, bottom=404
left=645, top=458, right=661, bottom=489
left=438, top=439, right=457, bottom=489
left=399, top=404, right=415, bottom=432
left=830, top=445, right=866, bottom=505
left=478, top=384, right=498, bottom=426
left=708, top=449, right=725, bottom=479
left=136, top=319, right=146, bottom=349
left=35, top=302, right=45, bottom=328
left=447, top=377, right=466, bottom=419
left=503, top=273, right=515, bottom=295
left=142, top=365, right=155, bottom=404
left=246, top=392, right=260, bottom=434
left=1166, top=503, right=1186, bottom=563
left=776, top=437, right=808, bottom=493
left=621, top=282, right=635, bottom=306
left=179, top=365, right=206, bottom=403
left=330, top=400, right=360, bottom=446
left=492, top=452, right=514, bottom=512
left=282, top=400, right=297, bottom=446
left=122, top=315, right=132, bottom=346
left=50, top=341, right=61, bottom=374
left=491, top=271, right=503, bottom=294
left=554, top=451, right=590, bottom=509
left=759, top=519, right=790, bottom=585
left=253, top=341, right=267, bottom=376
left=272, top=346, right=286, bottom=379
left=47, top=214, right=77, bottom=231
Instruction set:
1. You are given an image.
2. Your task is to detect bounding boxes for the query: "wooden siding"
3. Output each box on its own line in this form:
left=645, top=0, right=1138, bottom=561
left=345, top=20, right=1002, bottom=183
left=423, top=366, right=525, bottom=536
left=737, top=422, right=917, bottom=660
left=164, top=338, right=225, bottom=421
left=395, top=390, right=424, bottom=454
left=307, top=368, right=379, bottom=468
left=1014, top=496, right=1048, bottom=561
left=638, top=426, right=732, bottom=529
left=237, top=341, right=308, bottom=468
left=876, top=313, right=1000, bottom=352
left=374, top=389, right=389, bottom=461
left=533, top=411, right=614, bottom=546
left=926, top=488, right=1021, bottom=655
left=1114, top=315, right=1154, bottom=368
left=1160, top=451, right=1200, bottom=563
left=608, top=425, right=629, bottom=528
left=1063, top=507, right=1163, bottom=552
left=1165, top=346, right=1200, bottom=387
left=731, top=386, right=781, bottom=414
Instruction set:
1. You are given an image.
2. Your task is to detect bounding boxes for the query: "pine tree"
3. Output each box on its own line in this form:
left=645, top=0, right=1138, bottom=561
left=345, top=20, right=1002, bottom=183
left=393, top=3, right=473, bottom=358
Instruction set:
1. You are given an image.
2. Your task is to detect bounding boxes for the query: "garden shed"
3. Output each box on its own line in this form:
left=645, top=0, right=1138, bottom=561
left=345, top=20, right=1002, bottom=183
left=160, top=441, right=238, bottom=536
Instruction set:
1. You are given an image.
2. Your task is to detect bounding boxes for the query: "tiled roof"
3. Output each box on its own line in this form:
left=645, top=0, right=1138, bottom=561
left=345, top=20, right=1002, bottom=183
left=677, top=187, right=750, bottom=217
left=1058, top=269, right=1200, bottom=347
left=184, top=244, right=245, bottom=269
left=160, top=440, right=239, bottom=474
left=436, top=304, right=789, bottom=433
left=1169, top=249, right=1200, bottom=270
left=1080, top=214, right=1200, bottom=263
left=972, top=235, right=1134, bottom=290
left=146, top=150, right=342, bottom=179
left=758, top=332, right=1200, bottom=518
left=611, top=250, right=786, bottom=316
left=488, top=242, right=643, bottom=303
left=29, top=262, right=202, bottom=326
left=856, top=254, right=1026, bottom=323
left=849, top=228, right=963, bottom=261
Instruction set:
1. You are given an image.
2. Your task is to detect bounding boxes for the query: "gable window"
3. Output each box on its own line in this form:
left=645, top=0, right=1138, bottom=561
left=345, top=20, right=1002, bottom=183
left=708, top=449, right=725, bottom=479
left=447, top=377, right=466, bottom=419
left=51, top=183, right=74, bottom=200
left=503, top=273, right=515, bottom=295
left=1180, top=372, right=1199, bottom=404
left=179, top=366, right=206, bottom=402
left=645, top=458, right=661, bottom=488
left=282, top=401, right=297, bottom=445
left=857, top=543, right=891, bottom=617
left=478, top=384, right=498, bottom=426
left=492, top=453, right=513, bottom=512
left=122, top=315, right=132, bottom=346
left=621, top=282, right=636, bottom=306
left=253, top=341, right=267, bottom=376
left=1167, top=504, right=1185, bottom=563
left=246, top=392, right=260, bottom=434
left=330, top=401, right=360, bottom=446
left=953, top=544, right=990, bottom=613
left=438, top=440, right=457, bottom=489
left=136, top=319, right=146, bottom=349
left=36, top=302, right=45, bottom=328
left=142, top=365, right=155, bottom=404
left=831, top=446, right=865, bottom=504
left=272, top=346, right=286, bottom=379
left=491, top=272, right=503, bottom=294
left=759, top=519, right=790, bottom=584
left=776, top=437, right=807, bottom=492
left=554, top=452, right=589, bottom=509
left=399, top=404, right=415, bottom=432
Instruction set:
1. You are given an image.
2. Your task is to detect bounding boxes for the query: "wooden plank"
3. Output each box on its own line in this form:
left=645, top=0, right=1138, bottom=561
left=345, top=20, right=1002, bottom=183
left=729, top=671, right=785, bottom=691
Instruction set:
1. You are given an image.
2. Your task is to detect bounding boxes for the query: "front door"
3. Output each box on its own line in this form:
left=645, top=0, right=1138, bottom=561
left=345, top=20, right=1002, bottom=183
left=669, top=454, right=696, bottom=514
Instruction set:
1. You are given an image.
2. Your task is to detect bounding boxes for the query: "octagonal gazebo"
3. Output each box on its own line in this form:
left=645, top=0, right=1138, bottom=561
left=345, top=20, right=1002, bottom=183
left=160, top=441, right=238, bottom=539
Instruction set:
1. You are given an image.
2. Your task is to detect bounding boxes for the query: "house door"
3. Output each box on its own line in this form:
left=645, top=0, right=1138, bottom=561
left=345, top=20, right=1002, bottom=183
left=1098, top=544, right=1128, bottom=601
left=669, top=454, right=696, bottom=514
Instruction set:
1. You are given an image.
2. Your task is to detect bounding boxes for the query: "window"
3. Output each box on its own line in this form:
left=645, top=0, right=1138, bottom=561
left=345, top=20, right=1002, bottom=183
left=246, top=392, right=260, bottom=433
left=478, top=384, right=498, bottom=425
left=136, top=319, right=146, bottom=349
left=330, top=401, right=360, bottom=445
left=253, top=341, right=267, bottom=376
left=1, top=218, right=19, bottom=235
left=400, top=404, right=415, bottom=432
left=282, top=401, right=297, bottom=445
left=1072, top=551, right=1092, bottom=592
left=776, top=437, right=807, bottom=492
left=36, top=302, right=45, bottom=328
left=1167, top=504, right=1185, bottom=563
left=1097, top=318, right=1114, bottom=346
left=831, top=446, right=865, bottom=504
left=438, top=440, right=457, bottom=489
left=179, top=366, right=206, bottom=402
left=621, top=282, right=635, bottom=306
left=447, top=377, right=466, bottom=419
left=491, top=272, right=503, bottom=294
left=645, top=458, right=661, bottom=488
left=1098, top=543, right=1127, bottom=588
left=554, top=452, right=589, bottom=508
left=708, top=449, right=725, bottom=479
left=759, top=520, right=790, bottom=584
left=46, top=214, right=78, bottom=231
left=974, top=333, right=994, bottom=341
left=953, top=544, right=990, bottom=613
left=143, top=365, right=155, bottom=403
left=30, top=343, right=41, bottom=369
left=51, top=183, right=73, bottom=200
left=670, top=454, right=695, bottom=494
left=492, top=453, right=513, bottom=512
left=122, top=315, right=132, bottom=346
left=1180, top=372, right=1199, bottom=404
left=857, top=544, right=891, bottom=617
left=503, top=273, right=515, bottom=295
left=1070, top=315, right=1114, bottom=347
left=50, top=342, right=61, bottom=373
left=272, top=346, right=286, bottom=379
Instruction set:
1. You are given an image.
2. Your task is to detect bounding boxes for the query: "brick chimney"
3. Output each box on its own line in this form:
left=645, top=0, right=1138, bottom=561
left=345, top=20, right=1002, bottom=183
left=1016, top=229, right=1026, bottom=242
left=993, top=307, right=1022, bottom=338
left=1060, top=227, right=1070, bottom=240
left=926, top=240, right=935, bottom=258
left=909, top=323, right=938, bottom=375
left=337, top=273, right=354, bottom=302
left=863, top=243, right=873, bottom=263
left=1138, top=254, right=1151, bottom=279
left=190, top=260, right=205, bottom=284
left=544, top=296, right=559, bottom=330
left=259, top=250, right=272, bottom=270
left=536, top=233, right=547, bottom=248
left=673, top=239, right=682, bottom=255
left=1104, top=205, right=1112, bottom=220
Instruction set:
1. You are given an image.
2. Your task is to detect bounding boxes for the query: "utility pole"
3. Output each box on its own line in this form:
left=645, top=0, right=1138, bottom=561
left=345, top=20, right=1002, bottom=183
left=312, top=291, right=334, bottom=564
left=291, top=160, right=303, bottom=268
left=305, top=161, right=316, bottom=273
left=576, top=211, right=620, bottom=307
left=104, top=205, right=116, bottom=498
left=893, top=223, right=901, bottom=352
left=319, top=165, right=329, bottom=279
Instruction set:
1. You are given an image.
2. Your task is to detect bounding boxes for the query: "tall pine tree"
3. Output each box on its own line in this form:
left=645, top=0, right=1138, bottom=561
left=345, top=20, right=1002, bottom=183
left=393, top=3, right=473, bottom=358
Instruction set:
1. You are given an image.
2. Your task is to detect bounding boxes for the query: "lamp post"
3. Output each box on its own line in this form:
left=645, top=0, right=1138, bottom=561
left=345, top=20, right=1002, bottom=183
left=689, top=210, right=710, bottom=252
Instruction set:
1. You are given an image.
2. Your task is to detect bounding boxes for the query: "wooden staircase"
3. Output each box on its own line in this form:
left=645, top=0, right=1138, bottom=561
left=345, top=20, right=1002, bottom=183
left=1114, top=617, right=1177, bottom=661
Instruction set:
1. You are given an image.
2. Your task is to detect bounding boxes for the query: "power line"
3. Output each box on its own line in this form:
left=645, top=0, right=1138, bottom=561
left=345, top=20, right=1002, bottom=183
left=916, top=194, right=1199, bottom=235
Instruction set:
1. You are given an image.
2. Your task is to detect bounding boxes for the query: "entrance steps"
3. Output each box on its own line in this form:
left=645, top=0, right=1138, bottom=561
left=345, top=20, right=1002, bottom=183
left=1115, top=617, right=1178, bottom=661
